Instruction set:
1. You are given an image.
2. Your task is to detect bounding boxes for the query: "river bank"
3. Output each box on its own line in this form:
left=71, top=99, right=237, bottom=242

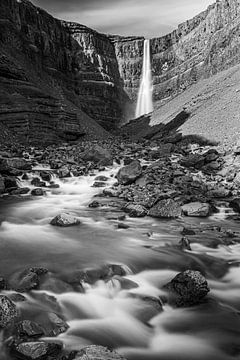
left=1, top=137, right=240, bottom=359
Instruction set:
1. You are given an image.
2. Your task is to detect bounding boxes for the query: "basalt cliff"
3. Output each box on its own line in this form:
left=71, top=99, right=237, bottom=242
left=1, top=0, right=240, bottom=144
left=0, top=0, right=128, bottom=143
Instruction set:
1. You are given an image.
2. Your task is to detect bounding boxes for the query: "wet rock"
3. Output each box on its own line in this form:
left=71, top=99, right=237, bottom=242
left=130, top=294, right=163, bottom=323
left=31, top=178, right=45, bottom=187
left=50, top=213, right=80, bottom=227
left=229, top=198, right=240, bottom=213
left=0, top=158, right=31, bottom=172
left=117, top=160, right=142, bottom=185
left=8, top=293, right=26, bottom=303
left=107, top=276, right=138, bottom=290
left=16, top=320, right=44, bottom=338
left=181, top=227, right=196, bottom=236
left=92, top=181, right=106, bottom=188
left=12, top=341, right=62, bottom=360
left=0, top=295, right=18, bottom=327
left=163, top=270, right=210, bottom=307
left=178, top=237, right=191, bottom=251
left=82, top=146, right=113, bottom=166
left=123, top=203, right=147, bottom=217
left=4, top=176, right=18, bottom=190
left=75, top=345, right=126, bottom=360
left=10, top=187, right=30, bottom=195
left=39, top=277, right=74, bottom=293
left=181, top=202, right=211, bottom=217
left=95, top=175, right=109, bottom=182
left=117, top=222, right=130, bottom=229
left=31, top=188, right=45, bottom=196
left=40, top=171, right=51, bottom=182
left=88, top=201, right=100, bottom=208
left=70, top=264, right=128, bottom=285
left=149, top=199, right=182, bottom=218
left=103, top=188, right=120, bottom=197
left=46, top=312, right=69, bottom=336
left=9, top=268, right=47, bottom=292
left=0, top=277, right=7, bottom=290
left=58, top=165, right=71, bottom=178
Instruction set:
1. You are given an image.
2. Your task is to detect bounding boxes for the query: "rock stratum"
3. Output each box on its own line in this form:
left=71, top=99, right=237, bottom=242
left=113, top=0, right=240, bottom=103
left=0, top=0, right=128, bottom=143
left=1, top=0, right=240, bottom=144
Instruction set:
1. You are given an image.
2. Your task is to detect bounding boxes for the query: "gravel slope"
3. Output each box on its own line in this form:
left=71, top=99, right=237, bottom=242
left=151, top=64, right=240, bottom=148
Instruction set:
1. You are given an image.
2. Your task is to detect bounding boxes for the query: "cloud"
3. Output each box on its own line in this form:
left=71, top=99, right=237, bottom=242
left=32, top=0, right=215, bottom=37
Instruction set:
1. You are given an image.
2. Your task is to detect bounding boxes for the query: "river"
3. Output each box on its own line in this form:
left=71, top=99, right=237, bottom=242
left=0, top=164, right=240, bottom=360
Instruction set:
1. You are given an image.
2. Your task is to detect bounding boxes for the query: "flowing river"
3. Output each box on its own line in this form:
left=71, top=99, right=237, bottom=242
left=1, top=163, right=240, bottom=360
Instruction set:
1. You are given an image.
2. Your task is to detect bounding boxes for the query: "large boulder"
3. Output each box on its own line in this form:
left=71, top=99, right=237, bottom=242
left=117, top=160, right=142, bottom=185
left=81, top=145, right=113, bottom=166
left=163, top=270, right=210, bottom=307
left=0, top=295, right=18, bottom=327
left=123, top=203, right=147, bottom=217
left=12, top=341, right=62, bottom=360
left=50, top=213, right=81, bottom=227
left=181, top=202, right=210, bottom=217
left=148, top=199, right=182, bottom=218
left=75, top=345, right=126, bottom=360
left=0, top=158, right=32, bottom=172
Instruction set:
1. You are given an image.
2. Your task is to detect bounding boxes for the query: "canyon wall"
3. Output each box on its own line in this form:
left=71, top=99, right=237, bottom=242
left=111, top=0, right=240, bottom=105
left=0, top=0, right=128, bottom=143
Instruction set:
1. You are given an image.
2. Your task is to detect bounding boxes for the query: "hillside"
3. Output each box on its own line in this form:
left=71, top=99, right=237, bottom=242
left=151, top=63, right=240, bottom=148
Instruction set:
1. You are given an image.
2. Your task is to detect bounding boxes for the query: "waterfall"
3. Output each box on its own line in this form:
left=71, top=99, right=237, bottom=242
left=135, top=39, right=153, bottom=118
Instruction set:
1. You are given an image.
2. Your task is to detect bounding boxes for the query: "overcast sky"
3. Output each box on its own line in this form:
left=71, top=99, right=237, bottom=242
left=32, top=0, right=215, bottom=37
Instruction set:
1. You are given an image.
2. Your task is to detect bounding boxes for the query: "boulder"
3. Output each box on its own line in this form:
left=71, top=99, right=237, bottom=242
left=229, top=198, right=240, bottom=213
left=123, top=203, right=147, bottom=217
left=81, top=146, right=113, bottom=166
left=163, top=270, right=210, bottom=307
left=4, top=176, right=18, bottom=190
left=12, top=341, right=62, bottom=360
left=31, top=188, right=45, bottom=196
left=9, top=268, right=48, bottom=292
left=149, top=199, right=182, bottom=218
left=0, top=295, right=18, bottom=327
left=117, top=160, right=142, bottom=185
left=10, top=187, right=30, bottom=195
left=181, top=202, right=211, bottom=217
left=50, top=213, right=81, bottom=227
left=0, top=158, right=32, bottom=172
left=40, top=171, right=51, bottom=182
left=31, top=178, right=45, bottom=187
left=16, top=320, right=44, bottom=338
left=58, top=165, right=71, bottom=178
left=75, top=345, right=126, bottom=360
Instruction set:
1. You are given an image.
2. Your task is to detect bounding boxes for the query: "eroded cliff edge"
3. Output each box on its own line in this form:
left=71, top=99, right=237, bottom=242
left=0, top=0, right=129, bottom=143
left=111, top=0, right=240, bottom=106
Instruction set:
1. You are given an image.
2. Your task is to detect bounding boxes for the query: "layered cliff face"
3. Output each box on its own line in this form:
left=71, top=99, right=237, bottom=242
left=111, top=0, right=240, bottom=105
left=0, top=0, right=127, bottom=143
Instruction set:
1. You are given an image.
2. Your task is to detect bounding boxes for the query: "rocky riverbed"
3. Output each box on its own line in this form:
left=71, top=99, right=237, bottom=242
left=1, top=136, right=240, bottom=359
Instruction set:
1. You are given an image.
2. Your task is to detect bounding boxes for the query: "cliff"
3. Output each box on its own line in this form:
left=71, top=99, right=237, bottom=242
left=0, top=0, right=127, bottom=143
left=110, top=0, right=240, bottom=106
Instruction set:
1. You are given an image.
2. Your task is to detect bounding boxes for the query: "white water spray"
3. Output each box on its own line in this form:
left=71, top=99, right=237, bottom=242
left=135, top=39, right=153, bottom=117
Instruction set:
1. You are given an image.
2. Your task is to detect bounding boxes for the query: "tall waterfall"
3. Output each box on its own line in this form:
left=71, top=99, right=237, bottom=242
left=135, top=39, right=153, bottom=118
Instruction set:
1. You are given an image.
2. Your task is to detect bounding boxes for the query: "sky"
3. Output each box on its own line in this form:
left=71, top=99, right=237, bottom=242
left=32, top=0, right=215, bottom=38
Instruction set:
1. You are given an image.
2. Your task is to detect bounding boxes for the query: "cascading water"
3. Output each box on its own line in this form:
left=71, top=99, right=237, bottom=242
left=135, top=39, right=153, bottom=117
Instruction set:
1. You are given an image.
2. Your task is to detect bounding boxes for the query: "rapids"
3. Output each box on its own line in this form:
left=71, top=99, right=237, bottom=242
left=1, top=163, right=240, bottom=360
